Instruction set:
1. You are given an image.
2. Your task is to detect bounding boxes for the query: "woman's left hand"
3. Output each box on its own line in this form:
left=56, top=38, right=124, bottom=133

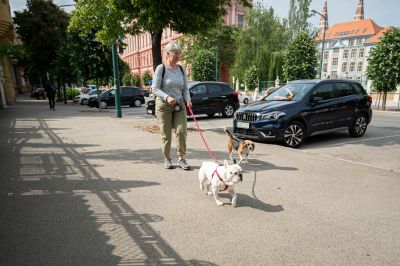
left=186, top=100, right=192, bottom=111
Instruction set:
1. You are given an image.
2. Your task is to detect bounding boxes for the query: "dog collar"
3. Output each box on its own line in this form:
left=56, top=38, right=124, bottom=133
left=212, top=166, right=228, bottom=192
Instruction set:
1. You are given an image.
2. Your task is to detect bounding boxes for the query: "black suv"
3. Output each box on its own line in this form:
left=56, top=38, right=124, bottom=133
left=234, top=79, right=372, bottom=148
left=146, top=81, right=240, bottom=118
left=88, top=86, right=145, bottom=108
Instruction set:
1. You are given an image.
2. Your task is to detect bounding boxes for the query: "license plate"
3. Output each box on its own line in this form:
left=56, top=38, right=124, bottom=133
left=237, top=121, right=249, bottom=129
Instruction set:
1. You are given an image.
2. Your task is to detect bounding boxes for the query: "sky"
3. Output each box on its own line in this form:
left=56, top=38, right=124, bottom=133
left=9, top=0, right=400, bottom=28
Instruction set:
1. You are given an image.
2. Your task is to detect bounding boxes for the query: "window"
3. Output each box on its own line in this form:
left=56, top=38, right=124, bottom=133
left=333, top=48, right=339, bottom=54
left=359, top=48, right=364, bottom=57
left=331, top=71, right=338, bottom=78
left=238, top=15, right=244, bottom=28
left=332, top=58, right=338, bottom=66
left=343, top=49, right=349, bottom=59
left=341, top=62, right=348, bottom=72
left=351, top=49, right=357, bottom=58
left=357, top=62, right=363, bottom=72
left=313, top=83, right=334, bottom=100
left=349, top=62, right=355, bottom=72
left=191, top=85, right=206, bottom=95
left=324, top=51, right=329, bottom=59
left=323, top=63, right=328, bottom=72
left=336, top=82, right=355, bottom=97
left=356, top=38, right=363, bottom=45
left=349, top=39, right=354, bottom=46
left=208, top=84, right=223, bottom=94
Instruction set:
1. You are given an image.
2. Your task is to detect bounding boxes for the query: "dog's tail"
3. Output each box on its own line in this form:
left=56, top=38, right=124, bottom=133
left=224, top=127, right=241, bottom=142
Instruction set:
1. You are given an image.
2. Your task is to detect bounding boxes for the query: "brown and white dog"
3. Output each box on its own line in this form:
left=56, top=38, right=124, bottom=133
left=224, top=128, right=255, bottom=164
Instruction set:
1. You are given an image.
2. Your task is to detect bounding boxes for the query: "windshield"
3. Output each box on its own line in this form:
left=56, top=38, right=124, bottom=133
left=264, top=83, right=314, bottom=101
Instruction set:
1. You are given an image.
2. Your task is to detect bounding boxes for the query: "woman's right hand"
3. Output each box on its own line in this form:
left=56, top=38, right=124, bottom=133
left=166, top=96, right=176, bottom=106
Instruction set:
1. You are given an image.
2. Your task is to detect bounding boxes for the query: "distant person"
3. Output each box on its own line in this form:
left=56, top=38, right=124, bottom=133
left=44, top=82, right=56, bottom=111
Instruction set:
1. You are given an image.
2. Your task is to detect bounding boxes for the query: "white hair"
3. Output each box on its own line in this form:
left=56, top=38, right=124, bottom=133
left=165, top=42, right=182, bottom=54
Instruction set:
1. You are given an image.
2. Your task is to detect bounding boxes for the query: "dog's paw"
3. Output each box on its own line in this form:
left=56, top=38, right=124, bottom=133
left=216, top=201, right=224, bottom=206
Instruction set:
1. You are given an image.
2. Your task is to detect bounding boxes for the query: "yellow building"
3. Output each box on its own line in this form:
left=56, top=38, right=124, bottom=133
left=0, top=0, right=16, bottom=106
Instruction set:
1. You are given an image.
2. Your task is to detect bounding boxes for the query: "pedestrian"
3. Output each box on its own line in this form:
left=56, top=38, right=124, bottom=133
left=152, top=42, right=192, bottom=170
left=44, top=81, right=56, bottom=111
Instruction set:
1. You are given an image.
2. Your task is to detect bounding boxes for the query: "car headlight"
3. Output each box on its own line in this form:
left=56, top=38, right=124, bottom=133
left=258, top=111, right=286, bottom=120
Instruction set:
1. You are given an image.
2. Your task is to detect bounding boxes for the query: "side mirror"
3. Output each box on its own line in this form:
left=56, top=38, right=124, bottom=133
left=311, top=96, right=323, bottom=104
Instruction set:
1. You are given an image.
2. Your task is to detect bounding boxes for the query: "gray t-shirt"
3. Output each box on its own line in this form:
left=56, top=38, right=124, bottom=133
left=152, top=64, right=190, bottom=102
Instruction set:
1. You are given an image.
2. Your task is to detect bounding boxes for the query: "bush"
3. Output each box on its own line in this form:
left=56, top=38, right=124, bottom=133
left=66, top=88, right=80, bottom=100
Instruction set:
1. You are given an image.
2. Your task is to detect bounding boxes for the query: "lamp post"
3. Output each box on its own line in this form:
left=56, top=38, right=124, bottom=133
left=311, top=9, right=326, bottom=79
left=57, top=4, right=75, bottom=104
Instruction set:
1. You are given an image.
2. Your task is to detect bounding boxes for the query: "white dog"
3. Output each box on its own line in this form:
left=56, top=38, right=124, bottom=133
left=198, top=160, right=243, bottom=207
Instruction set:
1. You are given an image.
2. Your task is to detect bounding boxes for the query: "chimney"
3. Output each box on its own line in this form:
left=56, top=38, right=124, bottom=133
left=353, top=0, right=364, bottom=21
left=318, top=0, right=329, bottom=34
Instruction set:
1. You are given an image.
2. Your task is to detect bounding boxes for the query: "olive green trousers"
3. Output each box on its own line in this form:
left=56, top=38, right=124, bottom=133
left=156, top=98, right=187, bottom=159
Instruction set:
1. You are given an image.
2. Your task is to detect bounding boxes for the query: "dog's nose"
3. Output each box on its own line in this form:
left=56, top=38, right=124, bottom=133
left=238, top=173, right=243, bottom=181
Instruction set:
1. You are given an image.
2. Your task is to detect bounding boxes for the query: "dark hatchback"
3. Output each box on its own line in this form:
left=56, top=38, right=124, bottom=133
left=88, top=86, right=145, bottom=108
left=234, top=79, right=372, bottom=148
left=146, top=81, right=240, bottom=118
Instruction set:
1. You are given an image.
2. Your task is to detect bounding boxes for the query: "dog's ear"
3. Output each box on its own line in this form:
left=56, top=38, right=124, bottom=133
left=251, top=143, right=255, bottom=151
left=233, top=158, right=237, bottom=165
left=223, top=159, right=229, bottom=168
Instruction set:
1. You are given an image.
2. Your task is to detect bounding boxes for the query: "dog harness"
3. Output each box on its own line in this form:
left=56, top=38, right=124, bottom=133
left=212, top=166, right=228, bottom=192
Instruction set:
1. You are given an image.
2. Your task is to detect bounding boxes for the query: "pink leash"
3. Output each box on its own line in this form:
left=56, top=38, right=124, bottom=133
left=187, top=106, right=221, bottom=164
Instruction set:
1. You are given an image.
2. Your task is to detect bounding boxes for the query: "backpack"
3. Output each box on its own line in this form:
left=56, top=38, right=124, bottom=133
left=153, top=64, right=184, bottom=100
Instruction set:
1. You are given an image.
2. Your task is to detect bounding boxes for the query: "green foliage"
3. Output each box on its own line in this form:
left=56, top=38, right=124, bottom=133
left=243, top=65, right=259, bottom=91
left=131, top=73, right=142, bottom=87
left=69, top=0, right=250, bottom=70
left=122, top=73, right=132, bottom=86
left=283, top=32, right=317, bottom=81
left=287, top=0, right=313, bottom=40
left=268, top=51, right=285, bottom=81
left=191, top=50, right=216, bottom=81
left=366, top=28, right=400, bottom=93
left=232, top=4, right=290, bottom=82
left=13, top=0, right=71, bottom=85
left=142, top=70, right=153, bottom=86
left=66, top=88, right=80, bottom=100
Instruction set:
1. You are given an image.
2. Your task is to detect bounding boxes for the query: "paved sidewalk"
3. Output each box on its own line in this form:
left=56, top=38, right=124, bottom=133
left=1, top=96, right=399, bottom=265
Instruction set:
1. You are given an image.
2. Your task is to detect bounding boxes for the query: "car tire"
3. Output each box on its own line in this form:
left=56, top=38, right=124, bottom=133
left=100, top=101, right=108, bottom=109
left=243, top=98, right=249, bottom=104
left=133, top=99, right=142, bottom=107
left=81, top=99, right=88, bottom=105
left=282, top=121, right=306, bottom=148
left=222, top=103, right=235, bottom=118
left=349, top=113, right=368, bottom=137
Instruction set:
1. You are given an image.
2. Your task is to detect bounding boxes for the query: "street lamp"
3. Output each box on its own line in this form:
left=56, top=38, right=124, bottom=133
left=311, top=9, right=326, bottom=79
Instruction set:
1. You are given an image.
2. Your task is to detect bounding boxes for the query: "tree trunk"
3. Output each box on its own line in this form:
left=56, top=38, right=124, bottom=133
left=151, top=30, right=163, bottom=71
left=382, top=91, right=387, bottom=110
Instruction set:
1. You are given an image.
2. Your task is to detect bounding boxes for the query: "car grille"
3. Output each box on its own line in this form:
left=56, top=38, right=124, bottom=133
left=235, top=112, right=258, bottom=122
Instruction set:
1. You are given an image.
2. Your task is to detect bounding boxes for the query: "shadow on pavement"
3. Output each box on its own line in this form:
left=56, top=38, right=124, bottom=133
left=0, top=113, right=216, bottom=265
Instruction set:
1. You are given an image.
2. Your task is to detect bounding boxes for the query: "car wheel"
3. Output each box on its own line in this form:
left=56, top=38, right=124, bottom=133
left=133, top=99, right=142, bottom=107
left=282, top=121, right=306, bottom=148
left=243, top=98, right=249, bottom=104
left=100, top=101, right=108, bottom=109
left=81, top=99, right=88, bottom=105
left=349, top=113, right=368, bottom=137
left=222, top=103, right=235, bottom=118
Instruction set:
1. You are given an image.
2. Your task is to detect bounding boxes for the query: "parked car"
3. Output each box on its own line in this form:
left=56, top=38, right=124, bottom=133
left=30, top=88, right=45, bottom=100
left=146, top=81, right=240, bottom=118
left=238, top=92, right=251, bottom=104
left=73, top=89, right=104, bottom=105
left=87, top=86, right=145, bottom=108
left=141, top=89, right=150, bottom=97
left=233, top=79, right=372, bottom=148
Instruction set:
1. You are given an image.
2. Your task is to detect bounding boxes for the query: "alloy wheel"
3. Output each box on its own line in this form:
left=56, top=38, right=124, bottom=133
left=283, top=122, right=305, bottom=148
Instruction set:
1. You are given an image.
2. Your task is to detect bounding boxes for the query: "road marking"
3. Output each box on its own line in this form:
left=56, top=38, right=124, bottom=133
left=312, top=134, right=400, bottom=148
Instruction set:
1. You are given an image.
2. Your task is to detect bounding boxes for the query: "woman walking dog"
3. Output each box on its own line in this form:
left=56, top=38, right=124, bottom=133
left=152, top=42, right=192, bottom=170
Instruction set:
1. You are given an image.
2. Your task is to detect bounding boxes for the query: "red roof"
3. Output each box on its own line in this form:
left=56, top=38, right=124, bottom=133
left=316, top=19, right=383, bottom=41
left=365, top=27, right=392, bottom=43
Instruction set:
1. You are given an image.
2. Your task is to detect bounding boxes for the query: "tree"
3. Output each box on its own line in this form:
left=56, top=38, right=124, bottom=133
left=366, top=28, right=400, bottom=110
left=131, top=73, right=141, bottom=87
left=283, top=32, right=317, bottom=81
left=69, top=0, right=250, bottom=71
left=141, top=70, right=152, bottom=87
left=287, top=0, right=313, bottom=40
left=232, top=4, right=290, bottom=82
left=13, top=0, right=70, bottom=85
left=243, top=65, right=259, bottom=91
left=191, top=50, right=216, bottom=81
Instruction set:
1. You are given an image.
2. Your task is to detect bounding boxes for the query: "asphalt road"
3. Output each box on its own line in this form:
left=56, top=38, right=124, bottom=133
left=1, top=97, right=399, bottom=265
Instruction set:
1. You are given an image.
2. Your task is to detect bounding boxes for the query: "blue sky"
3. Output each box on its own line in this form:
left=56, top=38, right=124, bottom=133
left=10, top=0, right=400, bottom=28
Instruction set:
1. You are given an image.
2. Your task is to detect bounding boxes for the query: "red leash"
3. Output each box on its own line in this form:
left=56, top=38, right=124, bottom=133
left=187, top=106, right=220, bottom=164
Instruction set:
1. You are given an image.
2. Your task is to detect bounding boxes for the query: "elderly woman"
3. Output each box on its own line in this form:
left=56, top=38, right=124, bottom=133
left=152, top=42, right=192, bottom=170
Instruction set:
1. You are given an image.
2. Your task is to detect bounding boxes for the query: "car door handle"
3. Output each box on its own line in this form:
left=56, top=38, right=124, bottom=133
left=221, top=96, right=226, bottom=98
left=202, top=97, right=208, bottom=100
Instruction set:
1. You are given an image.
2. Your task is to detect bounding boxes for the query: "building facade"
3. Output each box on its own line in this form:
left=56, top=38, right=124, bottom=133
left=315, top=0, right=393, bottom=92
left=120, top=0, right=250, bottom=83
